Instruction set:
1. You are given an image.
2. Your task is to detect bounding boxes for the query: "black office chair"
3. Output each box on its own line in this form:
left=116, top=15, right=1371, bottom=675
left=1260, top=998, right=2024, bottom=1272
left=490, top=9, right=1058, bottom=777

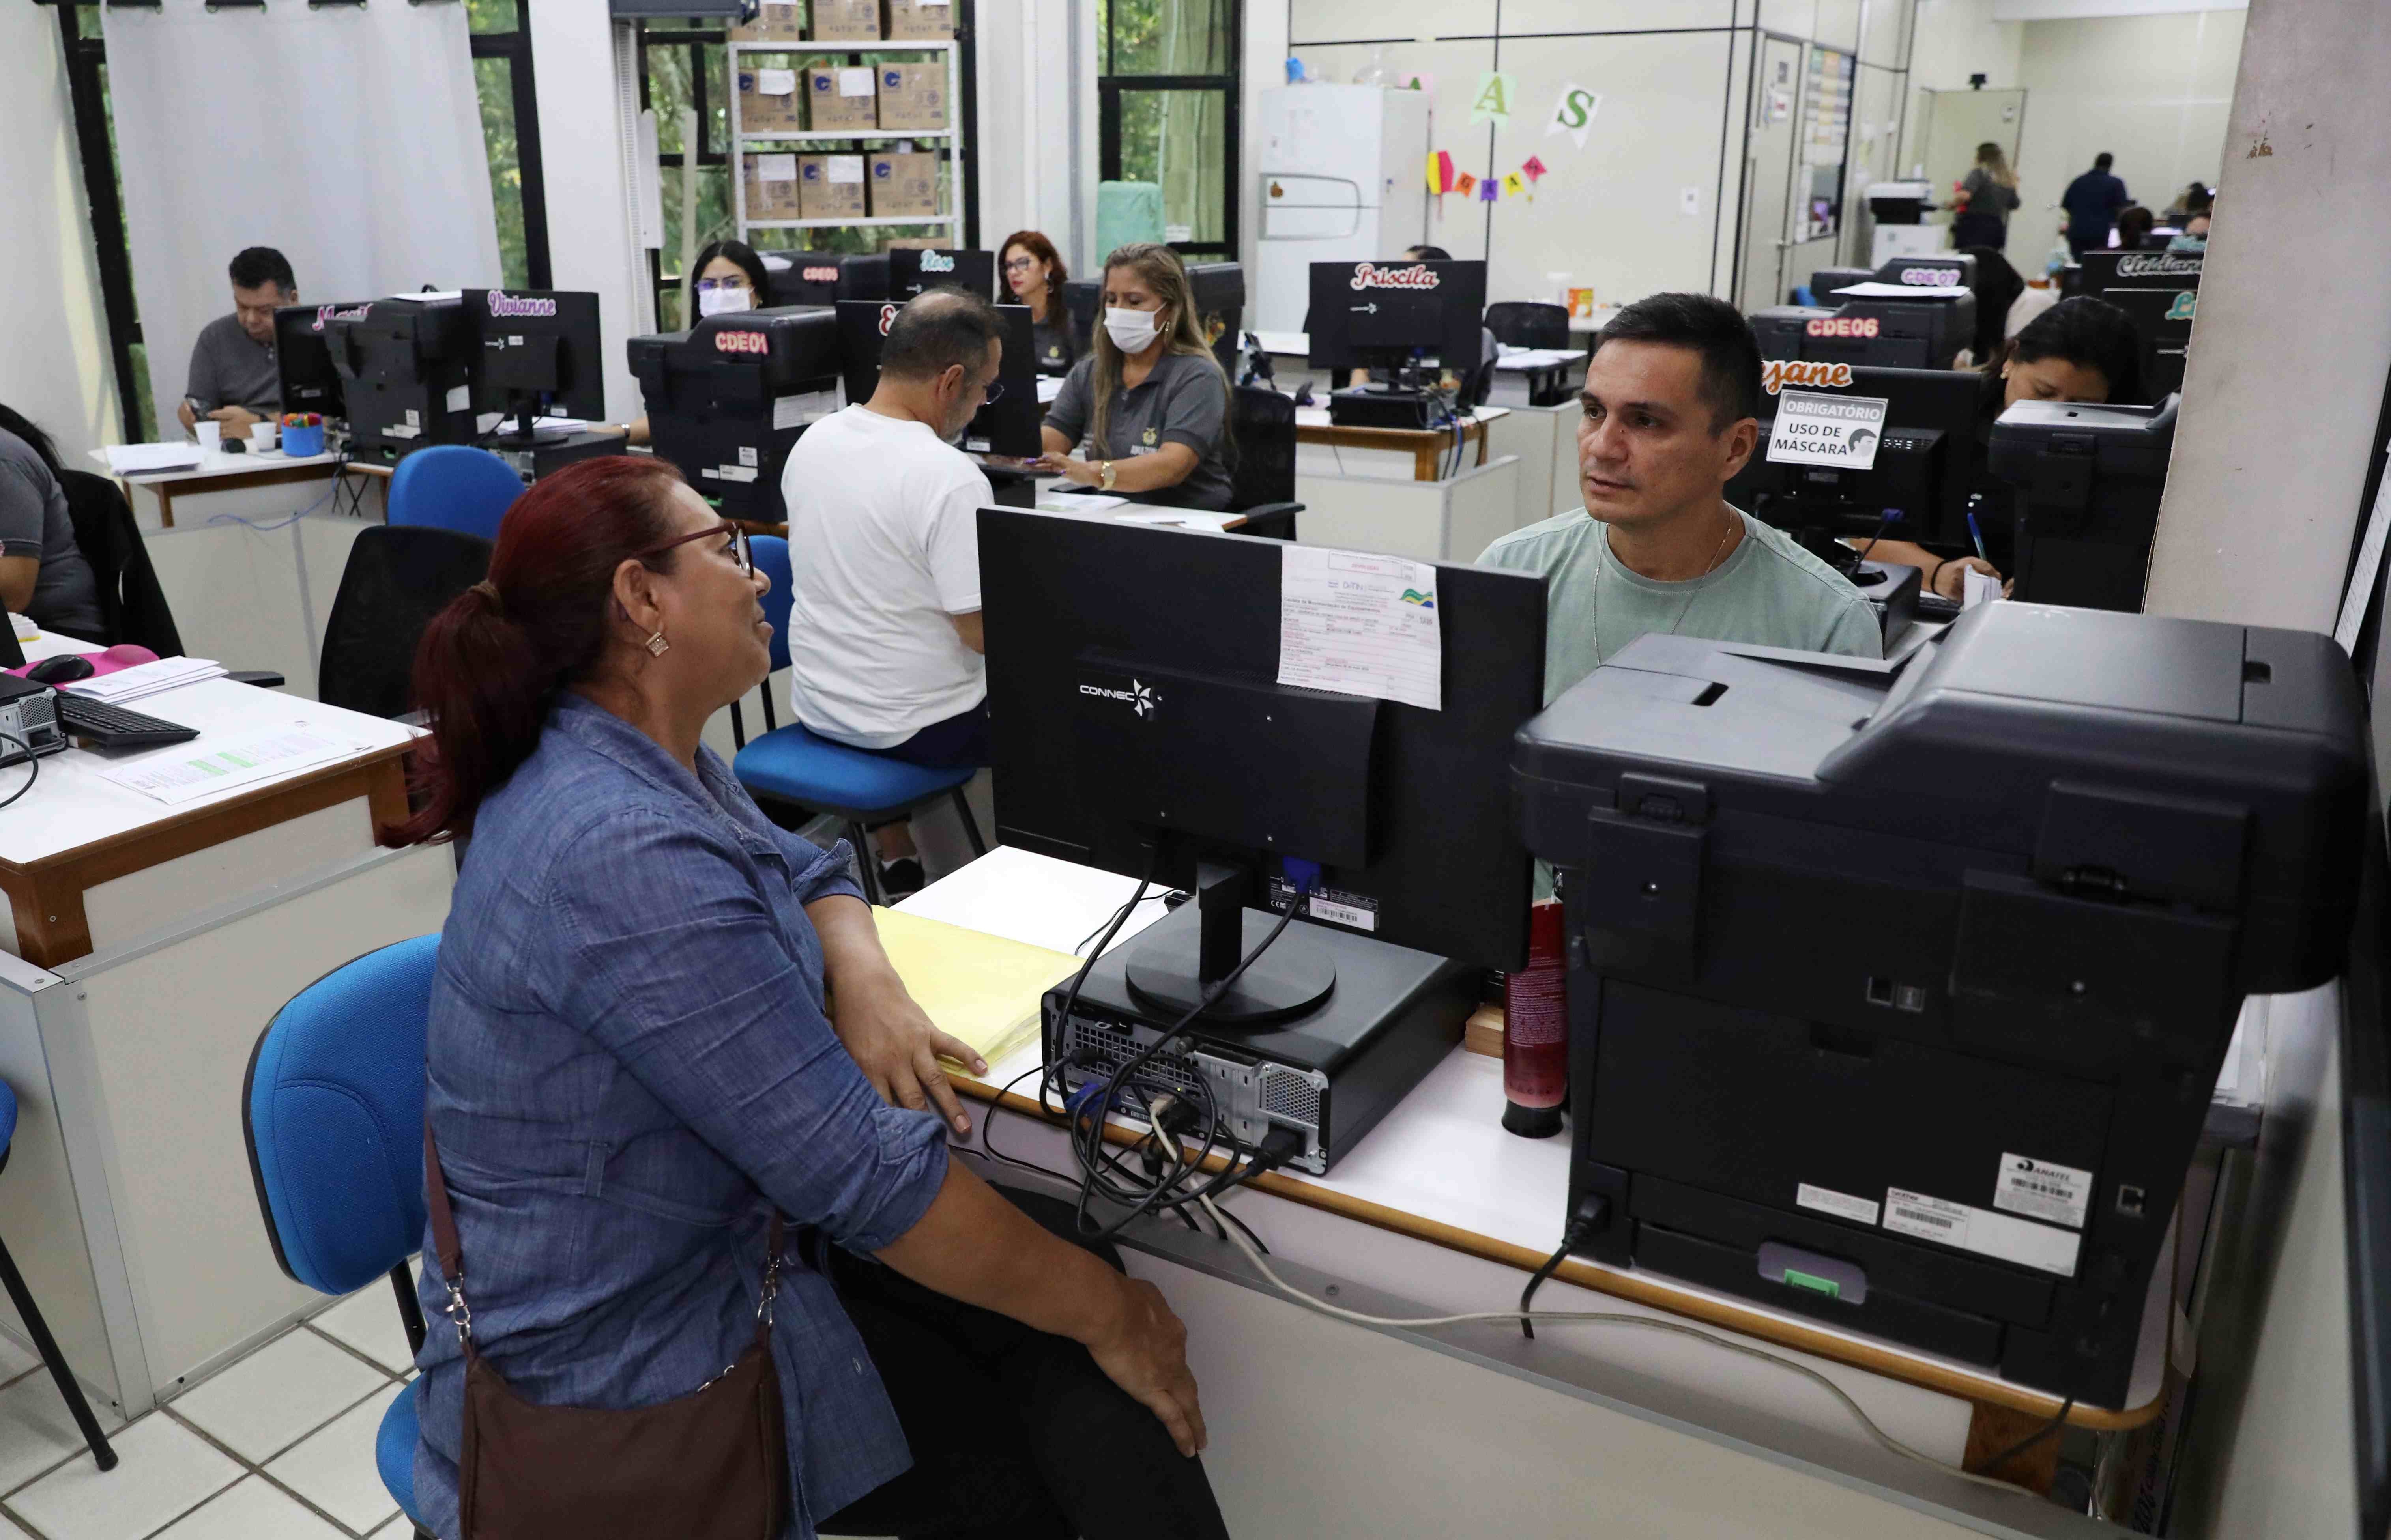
left=1958, top=246, right=2025, bottom=365
left=57, top=469, right=284, bottom=686
left=1227, top=387, right=1302, bottom=541
left=316, top=525, right=494, bottom=719
left=1483, top=302, right=1571, bottom=352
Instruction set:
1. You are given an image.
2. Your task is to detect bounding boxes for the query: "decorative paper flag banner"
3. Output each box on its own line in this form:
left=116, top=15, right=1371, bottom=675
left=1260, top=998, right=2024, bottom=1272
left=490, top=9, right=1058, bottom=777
left=1426, top=150, right=1457, bottom=194
left=1479, top=176, right=1500, bottom=203
left=1503, top=172, right=1528, bottom=198
left=1546, top=83, right=1601, bottom=149
left=1522, top=155, right=1548, bottom=182
left=1470, top=71, right=1516, bottom=127
left=1454, top=172, right=1478, bottom=197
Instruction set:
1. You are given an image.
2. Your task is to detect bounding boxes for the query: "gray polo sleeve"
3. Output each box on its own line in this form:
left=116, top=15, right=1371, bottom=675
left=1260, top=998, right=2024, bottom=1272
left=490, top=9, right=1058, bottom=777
left=1155, top=363, right=1227, bottom=459
left=185, top=322, right=220, bottom=411
left=1043, top=358, right=1093, bottom=449
left=0, top=456, right=49, bottom=561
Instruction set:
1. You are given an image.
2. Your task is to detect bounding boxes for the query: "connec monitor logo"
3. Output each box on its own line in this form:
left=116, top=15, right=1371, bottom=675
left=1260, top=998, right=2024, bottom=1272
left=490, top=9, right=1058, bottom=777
left=1081, top=679, right=1160, bottom=718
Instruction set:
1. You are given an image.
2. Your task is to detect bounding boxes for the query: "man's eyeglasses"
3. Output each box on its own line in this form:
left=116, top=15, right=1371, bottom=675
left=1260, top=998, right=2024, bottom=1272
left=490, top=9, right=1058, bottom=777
left=639, top=520, right=753, bottom=576
left=980, top=380, right=1006, bottom=405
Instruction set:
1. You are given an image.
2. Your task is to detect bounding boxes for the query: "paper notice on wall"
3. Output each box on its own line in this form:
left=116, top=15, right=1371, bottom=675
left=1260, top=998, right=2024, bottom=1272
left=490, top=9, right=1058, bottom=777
left=1768, top=389, right=1888, bottom=470
left=1276, top=546, right=1443, bottom=712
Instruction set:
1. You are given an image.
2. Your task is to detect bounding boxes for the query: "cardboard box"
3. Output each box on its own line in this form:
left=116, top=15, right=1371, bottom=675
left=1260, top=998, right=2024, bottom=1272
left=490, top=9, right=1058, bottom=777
left=875, top=62, right=947, bottom=132
left=806, top=65, right=880, bottom=131
left=736, top=66, right=805, bottom=133
left=884, top=0, right=955, bottom=41
left=797, top=154, right=868, bottom=221
left=744, top=153, right=803, bottom=221
left=810, top=0, right=882, bottom=42
left=868, top=151, right=940, bottom=219
left=729, top=0, right=806, bottom=42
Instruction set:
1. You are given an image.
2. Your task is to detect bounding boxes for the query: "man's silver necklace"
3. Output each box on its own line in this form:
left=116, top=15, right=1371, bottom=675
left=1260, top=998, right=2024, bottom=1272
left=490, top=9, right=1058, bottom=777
left=1591, top=508, right=1740, bottom=668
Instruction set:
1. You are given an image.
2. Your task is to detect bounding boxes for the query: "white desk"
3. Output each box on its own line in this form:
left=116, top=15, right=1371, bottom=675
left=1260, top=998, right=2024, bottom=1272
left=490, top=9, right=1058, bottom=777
left=0, top=641, right=453, bottom=1415
left=85, top=445, right=376, bottom=531
left=906, top=848, right=2165, bottom=1536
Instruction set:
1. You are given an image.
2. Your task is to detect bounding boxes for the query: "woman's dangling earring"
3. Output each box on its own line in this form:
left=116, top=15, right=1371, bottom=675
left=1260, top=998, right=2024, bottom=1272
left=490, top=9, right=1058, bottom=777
left=645, top=630, right=670, bottom=657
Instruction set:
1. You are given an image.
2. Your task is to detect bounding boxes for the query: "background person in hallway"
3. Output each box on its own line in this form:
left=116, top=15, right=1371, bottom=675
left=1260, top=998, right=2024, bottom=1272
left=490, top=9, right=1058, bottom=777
left=2062, top=152, right=2133, bottom=258
left=1951, top=142, right=2022, bottom=250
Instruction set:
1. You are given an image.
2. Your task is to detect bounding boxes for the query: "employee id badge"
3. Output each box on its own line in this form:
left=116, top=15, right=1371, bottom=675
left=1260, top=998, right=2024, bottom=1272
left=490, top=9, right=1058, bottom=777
left=1766, top=389, right=1890, bottom=471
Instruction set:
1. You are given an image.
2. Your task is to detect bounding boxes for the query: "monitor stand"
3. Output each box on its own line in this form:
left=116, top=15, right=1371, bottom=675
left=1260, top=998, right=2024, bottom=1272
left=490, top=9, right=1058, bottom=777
left=1125, top=860, right=1337, bottom=1026
left=484, top=401, right=574, bottom=448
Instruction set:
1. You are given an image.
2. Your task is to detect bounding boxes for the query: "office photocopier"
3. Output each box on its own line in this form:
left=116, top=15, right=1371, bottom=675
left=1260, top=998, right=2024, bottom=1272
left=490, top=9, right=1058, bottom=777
left=1513, top=602, right=2365, bottom=1404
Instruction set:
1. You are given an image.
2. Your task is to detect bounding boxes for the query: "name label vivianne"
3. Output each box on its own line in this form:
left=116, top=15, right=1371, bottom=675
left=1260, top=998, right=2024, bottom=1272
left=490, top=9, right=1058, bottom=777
left=487, top=291, right=559, bottom=319
left=1350, top=262, right=1441, bottom=291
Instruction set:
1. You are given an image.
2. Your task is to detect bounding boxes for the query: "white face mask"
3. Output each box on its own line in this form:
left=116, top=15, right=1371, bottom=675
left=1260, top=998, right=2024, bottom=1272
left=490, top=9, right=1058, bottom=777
left=1104, top=306, right=1164, bottom=355
left=697, top=285, right=754, bottom=318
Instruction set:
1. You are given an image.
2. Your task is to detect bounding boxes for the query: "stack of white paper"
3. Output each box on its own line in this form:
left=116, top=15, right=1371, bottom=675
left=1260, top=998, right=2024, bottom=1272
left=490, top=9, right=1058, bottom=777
left=1831, top=281, right=1972, bottom=299
left=96, top=728, right=361, bottom=806
left=104, top=443, right=204, bottom=475
left=63, top=656, right=225, bottom=705
left=9, top=613, right=37, bottom=643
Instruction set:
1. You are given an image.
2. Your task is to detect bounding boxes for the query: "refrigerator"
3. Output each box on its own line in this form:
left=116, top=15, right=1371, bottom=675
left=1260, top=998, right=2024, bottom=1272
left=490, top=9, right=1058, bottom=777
left=1254, top=84, right=1435, bottom=335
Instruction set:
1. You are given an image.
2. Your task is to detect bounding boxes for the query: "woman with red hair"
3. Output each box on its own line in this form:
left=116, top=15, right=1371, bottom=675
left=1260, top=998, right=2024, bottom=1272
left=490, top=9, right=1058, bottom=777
left=395, top=456, right=1227, bottom=1540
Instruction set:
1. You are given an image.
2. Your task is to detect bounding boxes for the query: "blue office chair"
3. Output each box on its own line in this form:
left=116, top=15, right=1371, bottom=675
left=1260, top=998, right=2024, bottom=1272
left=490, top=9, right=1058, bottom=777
left=731, top=536, right=985, bottom=904
left=0, top=1081, right=118, bottom=1473
left=243, top=936, right=438, bottom=1537
left=387, top=445, right=524, bottom=543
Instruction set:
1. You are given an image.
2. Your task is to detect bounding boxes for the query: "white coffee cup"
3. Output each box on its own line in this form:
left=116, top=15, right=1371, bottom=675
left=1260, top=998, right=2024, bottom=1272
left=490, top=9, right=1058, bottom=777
left=249, top=422, right=279, bottom=452
left=195, top=421, right=222, bottom=452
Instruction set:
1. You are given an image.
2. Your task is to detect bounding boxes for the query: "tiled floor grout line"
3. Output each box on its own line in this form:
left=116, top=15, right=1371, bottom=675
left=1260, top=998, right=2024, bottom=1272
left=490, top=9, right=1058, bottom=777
left=152, top=1403, right=378, bottom=1540
left=299, top=1321, right=414, bottom=1385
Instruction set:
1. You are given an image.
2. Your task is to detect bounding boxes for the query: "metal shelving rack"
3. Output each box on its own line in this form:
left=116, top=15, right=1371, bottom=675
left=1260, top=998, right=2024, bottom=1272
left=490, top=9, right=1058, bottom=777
left=728, top=32, right=967, bottom=241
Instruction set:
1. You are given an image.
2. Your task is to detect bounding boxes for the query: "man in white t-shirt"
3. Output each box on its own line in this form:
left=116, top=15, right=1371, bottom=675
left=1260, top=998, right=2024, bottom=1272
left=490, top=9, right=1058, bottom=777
left=781, top=287, right=1005, bottom=892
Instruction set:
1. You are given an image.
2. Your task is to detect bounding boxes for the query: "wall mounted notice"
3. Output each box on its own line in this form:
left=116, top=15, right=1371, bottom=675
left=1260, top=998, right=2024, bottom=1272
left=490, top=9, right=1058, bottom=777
left=1277, top=546, right=1443, bottom=712
left=1767, top=389, right=1888, bottom=470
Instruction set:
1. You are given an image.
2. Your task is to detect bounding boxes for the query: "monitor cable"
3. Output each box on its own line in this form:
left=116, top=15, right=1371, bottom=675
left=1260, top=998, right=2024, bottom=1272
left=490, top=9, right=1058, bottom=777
left=0, top=730, right=37, bottom=813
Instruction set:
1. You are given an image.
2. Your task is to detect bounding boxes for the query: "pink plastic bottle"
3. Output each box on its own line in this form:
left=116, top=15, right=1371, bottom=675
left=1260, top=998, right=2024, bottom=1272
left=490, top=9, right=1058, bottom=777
left=1502, top=900, right=1567, bottom=1138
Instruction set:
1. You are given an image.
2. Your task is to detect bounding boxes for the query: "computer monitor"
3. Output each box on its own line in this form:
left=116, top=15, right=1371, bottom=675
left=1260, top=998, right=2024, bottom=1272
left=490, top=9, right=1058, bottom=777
left=625, top=307, right=842, bottom=522
left=274, top=303, right=353, bottom=419
left=320, top=295, right=479, bottom=465
left=888, top=248, right=997, bottom=302
left=462, top=289, right=605, bottom=447
left=1729, top=364, right=1987, bottom=548
left=2101, top=285, right=2197, bottom=398
left=2077, top=249, right=2202, bottom=294
left=1060, top=279, right=1100, bottom=356
left=832, top=299, right=1040, bottom=457
left=1987, top=393, right=2179, bottom=612
left=982, top=509, right=1545, bottom=988
left=1305, top=259, right=1488, bottom=374
left=765, top=252, right=890, bottom=308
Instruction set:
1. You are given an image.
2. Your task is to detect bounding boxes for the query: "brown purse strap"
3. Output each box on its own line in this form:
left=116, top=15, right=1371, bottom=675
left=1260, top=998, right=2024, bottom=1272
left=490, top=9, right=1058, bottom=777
left=423, top=1116, right=786, bottom=1342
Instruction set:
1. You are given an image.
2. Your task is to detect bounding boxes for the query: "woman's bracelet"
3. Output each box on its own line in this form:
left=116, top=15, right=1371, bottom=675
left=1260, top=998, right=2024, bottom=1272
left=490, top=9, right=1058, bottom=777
left=1923, top=557, right=1948, bottom=596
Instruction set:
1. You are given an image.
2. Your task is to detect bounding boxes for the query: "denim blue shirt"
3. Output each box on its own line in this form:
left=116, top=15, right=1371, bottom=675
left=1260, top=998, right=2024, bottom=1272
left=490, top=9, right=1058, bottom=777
left=412, top=694, right=950, bottom=1539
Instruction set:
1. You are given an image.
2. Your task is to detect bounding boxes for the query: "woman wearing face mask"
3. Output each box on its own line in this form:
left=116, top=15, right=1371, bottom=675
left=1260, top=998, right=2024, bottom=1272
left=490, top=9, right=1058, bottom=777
left=1850, top=295, right=2143, bottom=593
left=618, top=241, right=777, bottom=445
left=1034, top=244, right=1235, bottom=511
left=999, top=230, right=1077, bottom=376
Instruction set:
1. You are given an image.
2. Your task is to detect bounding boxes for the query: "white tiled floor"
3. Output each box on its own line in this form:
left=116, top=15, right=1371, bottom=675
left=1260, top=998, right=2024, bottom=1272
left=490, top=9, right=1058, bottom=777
left=0, top=1278, right=421, bottom=1540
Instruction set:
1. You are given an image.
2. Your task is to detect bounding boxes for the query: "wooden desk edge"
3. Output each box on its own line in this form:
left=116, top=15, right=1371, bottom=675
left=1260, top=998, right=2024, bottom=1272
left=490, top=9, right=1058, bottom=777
left=948, top=1067, right=2166, bottom=1433
left=0, top=741, right=415, bottom=966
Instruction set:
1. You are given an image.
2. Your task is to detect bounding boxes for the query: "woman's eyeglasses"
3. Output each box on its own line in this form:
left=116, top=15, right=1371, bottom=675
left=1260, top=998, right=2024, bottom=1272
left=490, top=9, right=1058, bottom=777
left=639, top=521, right=753, bottom=576
left=1002, top=257, right=1040, bottom=273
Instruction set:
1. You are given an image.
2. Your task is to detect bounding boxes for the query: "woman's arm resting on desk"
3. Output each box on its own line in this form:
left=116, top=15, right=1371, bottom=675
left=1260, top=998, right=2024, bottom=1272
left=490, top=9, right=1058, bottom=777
left=1039, top=424, right=1075, bottom=459
left=808, top=892, right=987, bottom=1135
left=876, top=1161, right=1208, bottom=1457
left=1033, top=443, right=1197, bottom=493
left=1843, top=537, right=2001, bottom=600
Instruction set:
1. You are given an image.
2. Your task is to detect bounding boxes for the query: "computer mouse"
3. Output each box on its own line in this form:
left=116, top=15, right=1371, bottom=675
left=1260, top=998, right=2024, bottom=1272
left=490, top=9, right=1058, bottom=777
left=26, top=656, right=96, bottom=685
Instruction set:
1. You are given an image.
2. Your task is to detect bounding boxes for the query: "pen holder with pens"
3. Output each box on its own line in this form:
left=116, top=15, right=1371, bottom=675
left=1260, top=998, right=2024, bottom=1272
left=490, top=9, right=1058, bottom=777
left=281, top=414, right=326, bottom=456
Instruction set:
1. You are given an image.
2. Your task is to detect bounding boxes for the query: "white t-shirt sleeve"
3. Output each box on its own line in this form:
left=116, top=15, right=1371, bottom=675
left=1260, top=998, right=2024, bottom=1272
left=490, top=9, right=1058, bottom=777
left=921, top=466, right=992, bottom=614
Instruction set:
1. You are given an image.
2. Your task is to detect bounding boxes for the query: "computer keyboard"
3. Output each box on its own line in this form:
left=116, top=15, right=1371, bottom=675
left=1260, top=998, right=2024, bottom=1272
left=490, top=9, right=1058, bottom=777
left=54, top=694, right=201, bottom=749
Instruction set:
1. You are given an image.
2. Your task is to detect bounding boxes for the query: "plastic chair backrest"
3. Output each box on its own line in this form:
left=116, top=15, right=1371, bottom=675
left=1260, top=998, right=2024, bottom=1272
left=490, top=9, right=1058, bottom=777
left=1228, top=387, right=1297, bottom=511
left=0, top=1080, right=17, bottom=1158
left=1484, top=302, right=1572, bottom=352
left=751, top=535, right=793, bottom=674
left=317, top=525, right=494, bottom=718
left=388, top=446, right=524, bottom=542
left=243, top=936, right=438, bottom=1297
left=57, top=469, right=184, bottom=654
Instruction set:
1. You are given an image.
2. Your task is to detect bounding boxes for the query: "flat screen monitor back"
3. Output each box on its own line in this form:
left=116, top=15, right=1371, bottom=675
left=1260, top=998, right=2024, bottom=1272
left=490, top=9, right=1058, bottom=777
left=890, top=248, right=996, bottom=301
left=1306, top=259, right=1487, bottom=372
left=1732, top=364, right=1986, bottom=544
left=835, top=299, right=1038, bottom=456
left=979, top=509, right=1545, bottom=973
left=2099, top=286, right=2196, bottom=399
left=466, top=289, right=607, bottom=430
left=274, top=305, right=348, bottom=418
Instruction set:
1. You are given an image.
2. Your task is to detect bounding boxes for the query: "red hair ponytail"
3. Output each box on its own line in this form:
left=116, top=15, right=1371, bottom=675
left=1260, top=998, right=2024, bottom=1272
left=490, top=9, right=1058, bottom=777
left=391, top=455, right=688, bottom=844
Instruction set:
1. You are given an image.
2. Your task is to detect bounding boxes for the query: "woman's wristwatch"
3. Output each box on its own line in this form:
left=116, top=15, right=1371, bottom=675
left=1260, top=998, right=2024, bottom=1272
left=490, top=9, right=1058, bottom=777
left=1099, top=460, right=1117, bottom=492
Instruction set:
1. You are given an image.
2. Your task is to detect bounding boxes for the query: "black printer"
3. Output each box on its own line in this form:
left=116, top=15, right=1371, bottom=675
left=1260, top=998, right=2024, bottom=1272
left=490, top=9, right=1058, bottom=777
left=1752, top=255, right=1980, bottom=371
left=1512, top=603, right=2365, bottom=1404
left=626, top=308, right=842, bottom=522
left=322, top=295, right=477, bottom=465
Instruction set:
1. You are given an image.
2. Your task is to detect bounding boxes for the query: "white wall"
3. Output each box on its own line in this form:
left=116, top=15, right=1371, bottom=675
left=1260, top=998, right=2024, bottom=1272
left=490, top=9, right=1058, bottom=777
left=2143, top=0, right=2391, bottom=629
left=976, top=0, right=1086, bottom=272
left=525, top=0, right=648, bottom=427
left=2009, top=9, right=2243, bottom=255
left=0, top=6, right=123, bottom=463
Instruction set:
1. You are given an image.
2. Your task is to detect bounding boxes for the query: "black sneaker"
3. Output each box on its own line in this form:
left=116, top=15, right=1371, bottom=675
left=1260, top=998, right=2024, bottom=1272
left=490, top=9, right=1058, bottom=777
left=879, top=858, right=926, bottom=899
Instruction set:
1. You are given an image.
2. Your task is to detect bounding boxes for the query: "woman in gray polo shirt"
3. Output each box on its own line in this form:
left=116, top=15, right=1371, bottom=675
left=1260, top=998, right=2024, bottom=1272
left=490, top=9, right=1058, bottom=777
left=1035, top=243, right=1235, bottom=511
left=0, top=405, right=103, bottom=640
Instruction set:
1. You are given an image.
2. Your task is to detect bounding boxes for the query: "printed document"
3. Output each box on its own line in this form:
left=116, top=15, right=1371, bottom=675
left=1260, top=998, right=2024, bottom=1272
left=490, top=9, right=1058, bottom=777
left=1277, top=545, right=1443, bottom=711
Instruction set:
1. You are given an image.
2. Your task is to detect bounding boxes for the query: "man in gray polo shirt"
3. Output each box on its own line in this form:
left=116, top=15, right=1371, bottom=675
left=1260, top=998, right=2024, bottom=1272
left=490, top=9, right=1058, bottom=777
left=176, top=247, right=297, bottom=438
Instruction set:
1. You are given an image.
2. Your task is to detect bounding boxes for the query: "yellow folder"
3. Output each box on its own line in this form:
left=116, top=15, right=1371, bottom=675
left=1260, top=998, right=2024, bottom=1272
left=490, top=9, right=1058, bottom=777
left=868, top=906, right=1083, bottom=1073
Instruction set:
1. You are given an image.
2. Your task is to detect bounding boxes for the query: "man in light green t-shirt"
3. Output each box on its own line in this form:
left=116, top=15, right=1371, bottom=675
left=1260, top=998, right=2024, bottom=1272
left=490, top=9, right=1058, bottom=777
left=1479, top=292, right=1881, bottom=708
